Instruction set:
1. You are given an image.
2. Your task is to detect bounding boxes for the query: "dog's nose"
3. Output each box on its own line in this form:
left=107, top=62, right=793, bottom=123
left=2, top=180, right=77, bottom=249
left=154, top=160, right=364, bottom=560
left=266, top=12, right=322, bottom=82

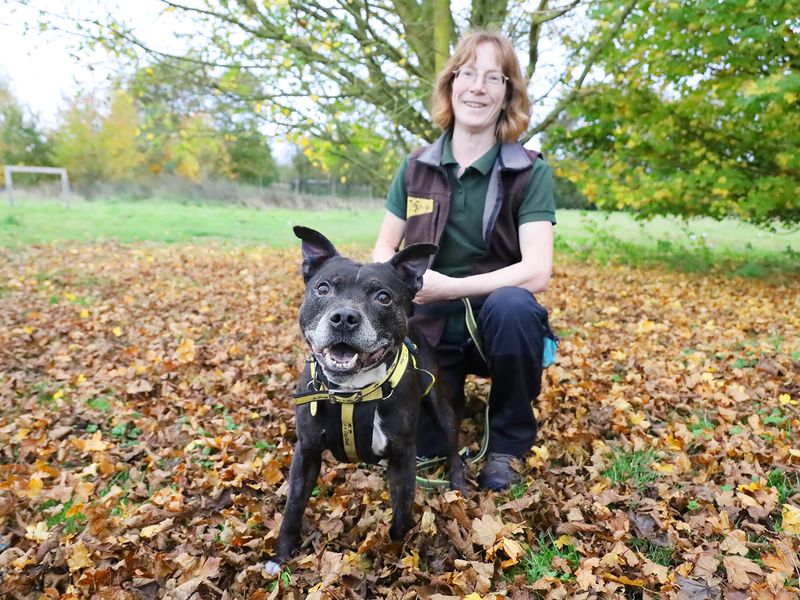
left=329, top=308, right=361, bottom=332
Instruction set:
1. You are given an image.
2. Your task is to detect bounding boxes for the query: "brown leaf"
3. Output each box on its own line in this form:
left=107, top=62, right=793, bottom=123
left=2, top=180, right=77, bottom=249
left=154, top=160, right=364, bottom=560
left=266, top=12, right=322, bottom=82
left=723, top=555, right=764, bottom=589
left=719, top=530, right=749, bottom=556
left=470, top=514, right=504, bottom=549
left=677, top=576, right=721, bottom=600
left=126, top=379, right=153, bottom=394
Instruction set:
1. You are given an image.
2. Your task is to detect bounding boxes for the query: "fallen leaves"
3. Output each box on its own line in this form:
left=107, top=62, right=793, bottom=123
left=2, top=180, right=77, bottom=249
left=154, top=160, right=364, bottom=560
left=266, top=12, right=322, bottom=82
left=782, top=503, right=800, bottom=534
left=0, top=242, right=799, bottom=598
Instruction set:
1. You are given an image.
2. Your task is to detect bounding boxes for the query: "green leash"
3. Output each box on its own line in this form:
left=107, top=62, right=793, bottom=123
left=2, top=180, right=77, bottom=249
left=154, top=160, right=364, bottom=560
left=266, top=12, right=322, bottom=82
left=415, top=298, right=489, bottom=490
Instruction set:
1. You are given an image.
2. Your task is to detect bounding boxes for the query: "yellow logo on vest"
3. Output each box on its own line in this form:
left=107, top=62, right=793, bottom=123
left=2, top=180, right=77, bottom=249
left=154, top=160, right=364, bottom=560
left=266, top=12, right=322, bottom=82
left=407, top=197, right=434, bottom=218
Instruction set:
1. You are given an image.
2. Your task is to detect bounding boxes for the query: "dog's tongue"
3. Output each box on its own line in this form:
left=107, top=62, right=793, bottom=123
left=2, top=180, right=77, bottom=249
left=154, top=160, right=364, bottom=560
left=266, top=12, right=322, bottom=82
left=330, top=343, right=358, bottom=363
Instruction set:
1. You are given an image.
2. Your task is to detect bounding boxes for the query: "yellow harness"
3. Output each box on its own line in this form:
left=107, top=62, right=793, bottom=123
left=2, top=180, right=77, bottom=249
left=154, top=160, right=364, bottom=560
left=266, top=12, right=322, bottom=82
left=294, top=342, right=434, bottom=463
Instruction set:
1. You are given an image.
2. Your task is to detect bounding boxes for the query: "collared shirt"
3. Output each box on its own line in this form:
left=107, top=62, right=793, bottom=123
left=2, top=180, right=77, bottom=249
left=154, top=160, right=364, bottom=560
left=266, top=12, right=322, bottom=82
left=385, top=131, right=556, bottom=343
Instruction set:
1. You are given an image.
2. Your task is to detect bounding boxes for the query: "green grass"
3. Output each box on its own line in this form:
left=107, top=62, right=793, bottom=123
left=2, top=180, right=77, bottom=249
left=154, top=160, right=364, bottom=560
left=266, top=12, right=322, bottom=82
left=556, top=210, right=800, bottom=278
left=603, top=447, right=660, bottom=491
left=520, top=532, right=580, bottom=583
left=1, top=199, right=798, bottom=277
left=0, top=199, right=384, bottom=248
left=767, top=468, right=800, bottom=504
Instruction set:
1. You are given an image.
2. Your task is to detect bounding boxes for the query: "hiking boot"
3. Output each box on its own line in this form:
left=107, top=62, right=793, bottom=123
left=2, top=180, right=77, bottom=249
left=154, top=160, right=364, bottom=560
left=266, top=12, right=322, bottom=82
left=478, top=452, right=522, bottom=491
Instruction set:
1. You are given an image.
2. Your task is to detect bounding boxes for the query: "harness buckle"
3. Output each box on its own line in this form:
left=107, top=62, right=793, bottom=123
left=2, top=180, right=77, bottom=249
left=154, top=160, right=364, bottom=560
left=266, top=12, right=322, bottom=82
left=328, top=389, right=363, bottom=404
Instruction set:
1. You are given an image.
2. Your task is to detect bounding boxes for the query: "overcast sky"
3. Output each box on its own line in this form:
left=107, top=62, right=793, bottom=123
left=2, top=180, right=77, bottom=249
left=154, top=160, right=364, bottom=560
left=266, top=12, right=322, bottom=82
left=0, top=0, right=176, bottom=126
left=1, top=0, right=565, bottom=151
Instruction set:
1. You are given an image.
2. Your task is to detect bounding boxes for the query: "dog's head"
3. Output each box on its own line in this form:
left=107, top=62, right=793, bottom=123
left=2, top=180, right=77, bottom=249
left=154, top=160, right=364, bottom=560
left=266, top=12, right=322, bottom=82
left=293, top=226, right=436, bottom=383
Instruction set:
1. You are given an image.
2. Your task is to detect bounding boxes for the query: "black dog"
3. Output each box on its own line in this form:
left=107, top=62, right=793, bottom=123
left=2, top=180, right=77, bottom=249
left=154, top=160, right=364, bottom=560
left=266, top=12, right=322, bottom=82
left=265, top=226, right=466, bottom=573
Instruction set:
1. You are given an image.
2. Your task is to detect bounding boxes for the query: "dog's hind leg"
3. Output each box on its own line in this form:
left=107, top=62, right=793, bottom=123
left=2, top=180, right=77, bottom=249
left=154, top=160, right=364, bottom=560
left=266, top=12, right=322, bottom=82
left=426, top=385, right=468, bottom=492
left=267, top=442, right=322, bottom=573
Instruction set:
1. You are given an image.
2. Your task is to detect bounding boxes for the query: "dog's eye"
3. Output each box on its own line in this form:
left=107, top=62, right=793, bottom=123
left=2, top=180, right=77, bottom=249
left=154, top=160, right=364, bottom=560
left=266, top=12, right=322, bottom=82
left=316, top=282, right=330, bottom=296
left=375, top=290, right=392, bottom=305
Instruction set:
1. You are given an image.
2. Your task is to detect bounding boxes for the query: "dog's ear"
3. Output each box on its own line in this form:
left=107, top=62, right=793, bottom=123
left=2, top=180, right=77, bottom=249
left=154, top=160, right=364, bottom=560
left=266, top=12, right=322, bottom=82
left=294, top=226, right=339, bottom=281
left=390, top=243, right=437, bottom=296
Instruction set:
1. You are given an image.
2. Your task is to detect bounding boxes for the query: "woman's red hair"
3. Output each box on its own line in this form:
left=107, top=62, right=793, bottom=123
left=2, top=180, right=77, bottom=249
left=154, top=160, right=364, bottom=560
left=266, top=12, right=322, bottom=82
left=430, top=30, right=531, bottom=142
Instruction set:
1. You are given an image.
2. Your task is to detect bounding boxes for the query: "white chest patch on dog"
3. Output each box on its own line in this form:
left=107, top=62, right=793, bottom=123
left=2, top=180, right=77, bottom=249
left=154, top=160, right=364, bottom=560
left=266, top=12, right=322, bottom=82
left=372, top=411, right=388, bottom=456
left=329, top=363, right=387, bottom=389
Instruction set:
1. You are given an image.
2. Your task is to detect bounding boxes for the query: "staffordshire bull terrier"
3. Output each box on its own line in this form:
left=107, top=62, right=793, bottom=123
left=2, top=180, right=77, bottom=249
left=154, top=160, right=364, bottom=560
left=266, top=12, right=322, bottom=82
left=265, top=226, right=466, bottom=573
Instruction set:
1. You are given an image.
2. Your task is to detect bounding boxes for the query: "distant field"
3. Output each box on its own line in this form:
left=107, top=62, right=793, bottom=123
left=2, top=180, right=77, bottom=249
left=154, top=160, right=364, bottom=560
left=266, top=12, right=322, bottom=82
left=1, top=198, right=798, bottom=277
left=0, top=199, right=384, bottom=247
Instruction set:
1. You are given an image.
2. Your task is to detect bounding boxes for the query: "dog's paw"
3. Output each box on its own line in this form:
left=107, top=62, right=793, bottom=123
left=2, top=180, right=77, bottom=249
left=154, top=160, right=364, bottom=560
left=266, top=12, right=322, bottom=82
left=262, top=560, right=283, bottom=576
left=450, top=480, right=471, bottom=495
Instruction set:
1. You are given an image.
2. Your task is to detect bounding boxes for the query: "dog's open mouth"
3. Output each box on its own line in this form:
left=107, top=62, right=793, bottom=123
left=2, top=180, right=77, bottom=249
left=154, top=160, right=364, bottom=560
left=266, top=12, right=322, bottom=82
left=317, top=343, right=389, bottom=373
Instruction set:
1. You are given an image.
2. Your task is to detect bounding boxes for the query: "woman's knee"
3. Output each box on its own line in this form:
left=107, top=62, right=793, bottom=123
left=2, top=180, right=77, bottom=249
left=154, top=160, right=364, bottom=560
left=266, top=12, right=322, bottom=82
left=478, top=287, right=549, bottom=350
left=482, top=287, right=545, bottom=324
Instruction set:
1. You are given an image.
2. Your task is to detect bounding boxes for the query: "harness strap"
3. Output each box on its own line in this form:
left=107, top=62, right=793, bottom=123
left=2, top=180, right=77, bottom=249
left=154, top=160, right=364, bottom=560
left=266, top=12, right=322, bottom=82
left=294, top=342, right=428, bottom=463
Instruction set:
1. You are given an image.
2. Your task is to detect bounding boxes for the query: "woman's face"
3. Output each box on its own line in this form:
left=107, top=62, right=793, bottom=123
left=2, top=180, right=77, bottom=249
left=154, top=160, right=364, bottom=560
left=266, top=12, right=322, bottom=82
left=450, top=41, right=507, bottom=138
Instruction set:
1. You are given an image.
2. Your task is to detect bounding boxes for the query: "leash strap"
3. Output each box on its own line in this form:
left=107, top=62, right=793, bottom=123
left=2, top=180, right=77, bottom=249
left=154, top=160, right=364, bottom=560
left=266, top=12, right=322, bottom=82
left=462, top=298, right=486, bottom=362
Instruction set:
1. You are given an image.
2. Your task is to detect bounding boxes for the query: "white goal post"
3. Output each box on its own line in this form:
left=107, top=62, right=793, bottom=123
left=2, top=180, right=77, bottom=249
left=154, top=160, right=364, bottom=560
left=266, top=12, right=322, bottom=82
left=4, top=165, right=71, bottom=207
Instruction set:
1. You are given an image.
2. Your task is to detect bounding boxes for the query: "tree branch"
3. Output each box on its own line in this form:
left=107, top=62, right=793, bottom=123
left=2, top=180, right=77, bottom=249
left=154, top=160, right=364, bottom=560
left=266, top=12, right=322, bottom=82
left=525, top=0, right=638, bottom=141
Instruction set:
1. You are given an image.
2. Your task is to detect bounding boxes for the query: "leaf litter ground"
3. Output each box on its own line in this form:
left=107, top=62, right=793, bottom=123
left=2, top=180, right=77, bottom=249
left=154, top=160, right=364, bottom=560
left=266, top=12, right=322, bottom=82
left=1, top=242, right=799, bottom=599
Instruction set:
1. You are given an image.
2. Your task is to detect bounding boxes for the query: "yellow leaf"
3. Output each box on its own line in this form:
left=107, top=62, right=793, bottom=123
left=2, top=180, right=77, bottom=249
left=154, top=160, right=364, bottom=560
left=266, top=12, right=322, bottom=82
left=141, top=518, right=174, bottom=538
left=23, top=326, right=33, bottom=334
left=176, top=338, right=196, bottom=363
left=651, top=462, right=674, bottom=474
left=555, top=534, right=575, bottom=549
left=401, top=551, right=419, bottom=569
left=25, top=476, right=43, bottom=498
left=420, top=509, right=436, bottom=535
left=25, top=521, right=50, bottom=542
left=112, top=326, right=122, bottom=337
left=67, top=540, right=95, bottom=572
left=72, top=431, right=112, bottom=453
left=53, top=389, right=64, bottom=400
left=779, top=394, right=797, bottom=406
left=80, top=309, right=89, bottom=318
left=782, top=504, right=800, bottom=534
left=737, top=481, right=762, bottom=493
left=500, top=537, right=525, bottom=567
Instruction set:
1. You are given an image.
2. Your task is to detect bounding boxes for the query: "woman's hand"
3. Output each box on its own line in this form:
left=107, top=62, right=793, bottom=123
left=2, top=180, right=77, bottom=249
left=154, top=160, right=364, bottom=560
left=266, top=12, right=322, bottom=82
left=415, top=269, right=458, bottom=304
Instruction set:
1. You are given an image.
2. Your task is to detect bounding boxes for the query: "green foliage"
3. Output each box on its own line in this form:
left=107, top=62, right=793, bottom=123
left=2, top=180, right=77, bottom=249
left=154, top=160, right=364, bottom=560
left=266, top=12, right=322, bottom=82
left=767, top=469, right=800, bottom=504
left=128, top=59, right=275, bottom=184
left=226, top=127, right=278, bottom=186
left=521, top=532, right=580, bottom=583
left=0, top=79, right=52, bottom=179
left=629, top=536, right=673, bottom=566
left=29, top=1, right=634, bottom=192
left=549, top=0, right=800, bottom=226
left=52, top=89, right=145, bottom=187
left=553, top=174, right=593, bottom=210
left=603, top=447, right=659, bottom=491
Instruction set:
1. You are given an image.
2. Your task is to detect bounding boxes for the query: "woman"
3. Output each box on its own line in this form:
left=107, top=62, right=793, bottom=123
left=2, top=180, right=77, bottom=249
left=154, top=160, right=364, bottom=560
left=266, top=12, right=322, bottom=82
left=373, top=30, right=556, bottom=491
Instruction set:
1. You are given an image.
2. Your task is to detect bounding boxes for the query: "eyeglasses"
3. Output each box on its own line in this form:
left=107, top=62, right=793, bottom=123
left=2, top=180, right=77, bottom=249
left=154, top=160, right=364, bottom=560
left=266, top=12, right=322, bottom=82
left=453, top=67, right=508, bottom=87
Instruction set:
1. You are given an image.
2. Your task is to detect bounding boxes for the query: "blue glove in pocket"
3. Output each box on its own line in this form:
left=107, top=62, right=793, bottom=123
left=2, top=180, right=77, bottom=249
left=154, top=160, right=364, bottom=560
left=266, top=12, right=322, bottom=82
left=542, top=336, right=558, bottom=368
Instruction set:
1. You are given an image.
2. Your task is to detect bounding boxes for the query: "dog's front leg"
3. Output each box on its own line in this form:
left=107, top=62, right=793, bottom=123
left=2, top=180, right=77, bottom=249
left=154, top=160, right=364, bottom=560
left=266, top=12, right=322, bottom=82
left=266, top=441, right=322, bottom=573
left=387, top=445, right=416, bottom=541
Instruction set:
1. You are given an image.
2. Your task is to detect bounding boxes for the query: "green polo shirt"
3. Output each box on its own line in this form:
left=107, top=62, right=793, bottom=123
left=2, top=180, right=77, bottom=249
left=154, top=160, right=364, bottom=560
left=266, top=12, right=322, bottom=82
left=385, top=133, right=556, bottom=343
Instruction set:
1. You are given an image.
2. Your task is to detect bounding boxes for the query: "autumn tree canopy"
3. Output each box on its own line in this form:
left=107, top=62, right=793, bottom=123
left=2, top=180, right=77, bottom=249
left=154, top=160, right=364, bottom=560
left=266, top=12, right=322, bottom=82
left=13, top=0, right=800, bottom=223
